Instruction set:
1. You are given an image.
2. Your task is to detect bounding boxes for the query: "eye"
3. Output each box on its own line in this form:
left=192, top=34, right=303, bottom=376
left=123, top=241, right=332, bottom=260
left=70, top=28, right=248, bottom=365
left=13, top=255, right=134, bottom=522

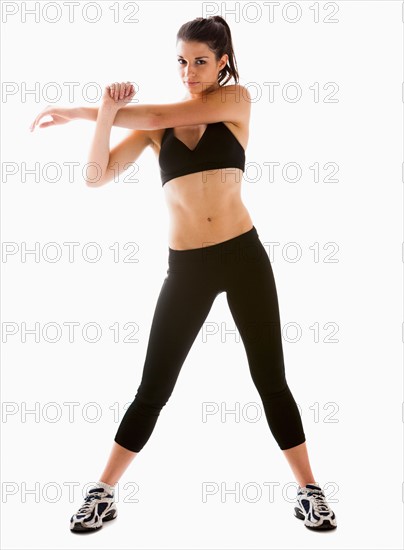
left=177, top=59, right=206, bottom=65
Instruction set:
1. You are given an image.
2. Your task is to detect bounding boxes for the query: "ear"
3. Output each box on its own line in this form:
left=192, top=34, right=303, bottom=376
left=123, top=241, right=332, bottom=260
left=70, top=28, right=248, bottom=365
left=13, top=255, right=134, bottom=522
left=220, top=53, right=228, bottom=69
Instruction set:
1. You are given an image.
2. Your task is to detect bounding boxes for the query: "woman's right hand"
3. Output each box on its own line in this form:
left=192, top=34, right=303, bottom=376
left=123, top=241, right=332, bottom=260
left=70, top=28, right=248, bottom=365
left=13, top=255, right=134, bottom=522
left=101, top=82, right=136, bottom=111
left=29, top=106, right=76, bottom=132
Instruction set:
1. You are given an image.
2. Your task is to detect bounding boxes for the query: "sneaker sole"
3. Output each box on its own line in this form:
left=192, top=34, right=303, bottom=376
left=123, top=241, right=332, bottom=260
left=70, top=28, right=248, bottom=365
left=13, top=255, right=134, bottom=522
left=294, top=507, right=337, bottom=530
left=70, top=508, right=117, bottom=533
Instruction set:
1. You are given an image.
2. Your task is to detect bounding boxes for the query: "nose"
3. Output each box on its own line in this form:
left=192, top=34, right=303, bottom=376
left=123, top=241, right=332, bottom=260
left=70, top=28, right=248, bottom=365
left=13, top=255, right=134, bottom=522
left=184, top=64, right=196, bottom=77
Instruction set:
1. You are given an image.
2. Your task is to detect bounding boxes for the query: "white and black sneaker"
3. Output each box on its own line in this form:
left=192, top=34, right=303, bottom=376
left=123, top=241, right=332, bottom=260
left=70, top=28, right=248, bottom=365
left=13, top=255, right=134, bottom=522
left=70, top=483, right=117, bottom=532
left=293, top=482, right=337, bottom=530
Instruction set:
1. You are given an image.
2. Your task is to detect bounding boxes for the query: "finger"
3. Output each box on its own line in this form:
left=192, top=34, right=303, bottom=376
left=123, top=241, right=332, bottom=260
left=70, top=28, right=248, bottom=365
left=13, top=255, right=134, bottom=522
left=30, top=113, right=45, bottom=131
left=38, top=120, right=55, bottom=129
left=119, top=83, right=124, bottom=100
left=29, top=111, right=43, bottom=131
left=33, top=105, right=52, bottom=129
left=114, top=82, right=119, bottom=101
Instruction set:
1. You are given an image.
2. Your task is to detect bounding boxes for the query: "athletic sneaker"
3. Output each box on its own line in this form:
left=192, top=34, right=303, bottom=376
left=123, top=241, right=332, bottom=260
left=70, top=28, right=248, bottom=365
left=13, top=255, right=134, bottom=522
left=293, top=482, right=337, bottom=530
left=70, top=485, right=117, bottom=532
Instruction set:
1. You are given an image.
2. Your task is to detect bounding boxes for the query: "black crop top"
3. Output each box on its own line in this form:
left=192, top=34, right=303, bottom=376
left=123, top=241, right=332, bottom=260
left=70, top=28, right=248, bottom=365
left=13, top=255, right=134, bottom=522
left=159, top=121, right=245, bottom=186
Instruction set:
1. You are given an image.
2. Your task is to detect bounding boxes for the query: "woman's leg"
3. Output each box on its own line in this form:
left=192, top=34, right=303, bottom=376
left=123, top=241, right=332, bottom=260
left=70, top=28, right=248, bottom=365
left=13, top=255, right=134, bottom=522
left=100, top=261, right=219, bottom=485
left=282, top=441, right=316, bottom=488
left=99, top=442, right=138, bottom=487
left=225, top=240, right=315, bottom=486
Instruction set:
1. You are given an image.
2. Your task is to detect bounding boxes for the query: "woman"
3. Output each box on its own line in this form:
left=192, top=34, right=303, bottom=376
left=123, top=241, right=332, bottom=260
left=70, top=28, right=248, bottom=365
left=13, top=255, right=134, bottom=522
left=30, top=15, right=337, bottom=534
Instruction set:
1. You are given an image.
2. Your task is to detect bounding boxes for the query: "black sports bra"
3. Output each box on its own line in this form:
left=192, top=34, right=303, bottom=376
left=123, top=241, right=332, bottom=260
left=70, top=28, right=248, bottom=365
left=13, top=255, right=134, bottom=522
left=159, top=121, right=245, bottom=186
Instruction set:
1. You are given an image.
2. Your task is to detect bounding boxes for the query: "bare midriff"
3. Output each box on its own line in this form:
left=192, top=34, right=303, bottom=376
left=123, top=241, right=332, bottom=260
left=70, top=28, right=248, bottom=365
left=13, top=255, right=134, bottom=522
left=163, top=167, right=253, bottom=251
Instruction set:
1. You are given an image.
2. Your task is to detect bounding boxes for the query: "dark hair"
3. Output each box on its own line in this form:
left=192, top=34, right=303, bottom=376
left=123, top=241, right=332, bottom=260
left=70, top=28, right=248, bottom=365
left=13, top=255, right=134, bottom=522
left=176, top=15, right=239, bottom=86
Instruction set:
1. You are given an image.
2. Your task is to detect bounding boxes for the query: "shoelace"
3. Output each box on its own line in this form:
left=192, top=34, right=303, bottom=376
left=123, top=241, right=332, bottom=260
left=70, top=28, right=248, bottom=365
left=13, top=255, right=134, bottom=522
left=78, top=492, right=103, bottom=514
left=306, top=490, right=331, bottom=513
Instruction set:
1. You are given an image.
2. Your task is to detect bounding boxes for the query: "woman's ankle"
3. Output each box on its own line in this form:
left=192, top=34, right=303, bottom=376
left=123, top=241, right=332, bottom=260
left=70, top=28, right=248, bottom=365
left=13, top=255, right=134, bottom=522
left=96, top=480, right=116, bottom=493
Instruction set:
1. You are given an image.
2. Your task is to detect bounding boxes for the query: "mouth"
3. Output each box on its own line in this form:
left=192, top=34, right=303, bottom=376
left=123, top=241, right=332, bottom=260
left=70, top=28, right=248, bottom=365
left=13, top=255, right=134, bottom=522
left=185, top=81, right=199, bottom=86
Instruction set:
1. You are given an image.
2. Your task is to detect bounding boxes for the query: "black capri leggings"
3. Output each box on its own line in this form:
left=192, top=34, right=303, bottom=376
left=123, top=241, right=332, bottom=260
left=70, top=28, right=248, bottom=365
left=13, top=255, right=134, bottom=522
left=114, top=225, right=306, bottom=452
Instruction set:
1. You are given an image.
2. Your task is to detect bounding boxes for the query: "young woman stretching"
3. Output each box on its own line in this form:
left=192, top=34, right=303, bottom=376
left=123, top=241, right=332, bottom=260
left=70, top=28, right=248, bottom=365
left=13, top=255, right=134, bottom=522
left=30, top=15, right=337, bottom=534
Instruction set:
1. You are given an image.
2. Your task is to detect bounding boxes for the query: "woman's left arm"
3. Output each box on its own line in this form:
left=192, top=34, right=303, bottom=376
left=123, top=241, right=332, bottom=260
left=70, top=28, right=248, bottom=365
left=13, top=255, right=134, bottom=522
left=111, top=83, right=251, bottom=130
left=31, top=84, right=250, bottom=131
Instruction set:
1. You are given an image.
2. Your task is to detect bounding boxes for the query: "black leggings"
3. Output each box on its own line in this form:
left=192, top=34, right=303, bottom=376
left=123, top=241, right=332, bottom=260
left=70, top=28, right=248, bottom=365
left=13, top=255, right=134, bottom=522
left=114, top=225, right=306, bottom=452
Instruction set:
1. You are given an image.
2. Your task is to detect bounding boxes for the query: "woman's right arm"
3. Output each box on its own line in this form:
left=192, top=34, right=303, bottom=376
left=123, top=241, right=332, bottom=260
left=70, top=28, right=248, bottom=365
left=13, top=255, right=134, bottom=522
left=84, top=103, right=118, bottom=187
left=29, top=83, right=152, bottom=188
left=84, top=83, right=137, bottom=187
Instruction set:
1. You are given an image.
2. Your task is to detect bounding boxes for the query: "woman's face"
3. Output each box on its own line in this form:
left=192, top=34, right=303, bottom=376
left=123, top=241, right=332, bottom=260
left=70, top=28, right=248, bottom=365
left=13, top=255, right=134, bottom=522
left=176, top=39, right=228, bottom=95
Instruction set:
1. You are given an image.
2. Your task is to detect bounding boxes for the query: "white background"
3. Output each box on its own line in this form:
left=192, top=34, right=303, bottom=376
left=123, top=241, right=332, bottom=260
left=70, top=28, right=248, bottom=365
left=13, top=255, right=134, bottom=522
left=1, top=1, right=403, bottom=549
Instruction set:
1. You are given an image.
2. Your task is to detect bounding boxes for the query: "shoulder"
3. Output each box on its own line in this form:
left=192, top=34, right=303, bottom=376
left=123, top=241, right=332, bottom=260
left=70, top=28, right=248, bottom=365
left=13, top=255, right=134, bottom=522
left=218, top=84, right=252, bottom=102
left=218, top=84, right=251, bottom=134
left=217, top=84, right=251, bottom=126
